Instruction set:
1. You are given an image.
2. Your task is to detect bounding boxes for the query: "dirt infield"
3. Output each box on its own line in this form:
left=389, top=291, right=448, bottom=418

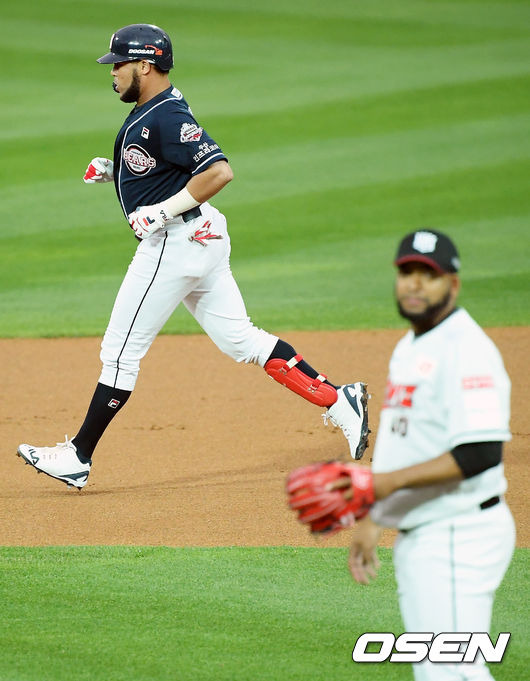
left=1, top=328, right=528, bottom=548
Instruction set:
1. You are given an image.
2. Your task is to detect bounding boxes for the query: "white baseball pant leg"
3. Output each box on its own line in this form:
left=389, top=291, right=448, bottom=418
left=393, top=501, right=515, bottom=681
left=99, top=203, right=277, bottom=391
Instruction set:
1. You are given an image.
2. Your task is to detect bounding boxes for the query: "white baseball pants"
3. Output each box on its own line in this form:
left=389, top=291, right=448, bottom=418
left=99, top=203, right=278, bottom=391
left=393, top=500, right=515, bottom=681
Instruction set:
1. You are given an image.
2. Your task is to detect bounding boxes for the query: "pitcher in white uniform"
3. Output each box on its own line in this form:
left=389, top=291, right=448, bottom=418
left=348, top=230, right=515, bottom=681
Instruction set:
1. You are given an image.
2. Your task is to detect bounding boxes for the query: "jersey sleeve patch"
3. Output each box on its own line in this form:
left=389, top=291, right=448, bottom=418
left=462, top=375, right=495, bottom=390
left=462, top=389, right=503, bottom=430
left=180, top=122, right=203, bottom=142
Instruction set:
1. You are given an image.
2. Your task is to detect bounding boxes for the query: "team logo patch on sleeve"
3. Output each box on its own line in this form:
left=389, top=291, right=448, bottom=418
left=180, top=123, right=203, bottom=142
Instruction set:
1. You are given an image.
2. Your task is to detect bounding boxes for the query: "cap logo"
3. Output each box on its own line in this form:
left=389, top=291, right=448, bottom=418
left=412, top=231, right=438, bottom=254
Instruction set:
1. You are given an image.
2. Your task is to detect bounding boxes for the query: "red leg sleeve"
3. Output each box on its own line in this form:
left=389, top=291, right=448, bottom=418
left=265, top=355, right=338, bottom=407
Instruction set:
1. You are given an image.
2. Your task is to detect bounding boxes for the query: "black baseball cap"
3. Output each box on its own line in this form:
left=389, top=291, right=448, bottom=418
left=395, top=229, right=460, bottom=273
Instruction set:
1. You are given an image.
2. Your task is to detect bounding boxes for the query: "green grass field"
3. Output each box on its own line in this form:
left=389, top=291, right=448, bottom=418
left=1, top=0, right=529, bottom=336
left=0, top=547, right=528, bottom=681
left=1, top=1, right=529, bottom=680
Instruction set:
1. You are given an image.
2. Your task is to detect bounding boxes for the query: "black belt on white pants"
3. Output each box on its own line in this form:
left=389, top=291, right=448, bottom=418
left=181, top=206, right=202, bottom=222
left=479, top=495, right=500, bottom=510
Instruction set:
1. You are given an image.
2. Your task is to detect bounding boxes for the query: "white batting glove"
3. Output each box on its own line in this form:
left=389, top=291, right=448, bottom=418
left=83, top=157, right=114, bottom=183
left=127, top=204, right=171, bottom=239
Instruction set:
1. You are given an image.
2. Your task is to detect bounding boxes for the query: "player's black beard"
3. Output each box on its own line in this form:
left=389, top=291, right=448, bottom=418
left=119, top=71, right=141, bottom=103
left=397, top=290, right=453, bottom=334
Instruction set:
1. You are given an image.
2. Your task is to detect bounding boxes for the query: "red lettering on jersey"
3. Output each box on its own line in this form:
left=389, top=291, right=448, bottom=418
left=462, top=375, right=494, bottom=390
left=383, top=380, right=417, bottom=409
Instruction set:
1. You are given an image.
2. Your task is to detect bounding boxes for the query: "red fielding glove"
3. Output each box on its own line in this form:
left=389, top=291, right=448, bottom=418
left=286, top=461, right=375, bottom=536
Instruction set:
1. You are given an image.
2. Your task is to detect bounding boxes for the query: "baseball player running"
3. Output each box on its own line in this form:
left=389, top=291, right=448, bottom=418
left=348, top=230, right=515, bottom=681
left=17, top=24, right=368, bottom=489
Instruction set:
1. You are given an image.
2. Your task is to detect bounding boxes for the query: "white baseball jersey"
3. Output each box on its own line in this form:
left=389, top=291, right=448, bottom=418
left=371, top=308, right=511, bottom=530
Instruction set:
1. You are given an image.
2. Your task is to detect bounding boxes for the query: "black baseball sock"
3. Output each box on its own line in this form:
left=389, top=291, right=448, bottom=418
left=267, top=339, right=338, bottom=389
left=72, top=382, right=131, bottom=461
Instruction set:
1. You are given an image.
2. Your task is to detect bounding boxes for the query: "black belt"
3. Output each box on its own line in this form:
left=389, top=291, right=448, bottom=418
left=181, top=206, right=201, bottom=222
left=480, top=495, right=500, bottom=510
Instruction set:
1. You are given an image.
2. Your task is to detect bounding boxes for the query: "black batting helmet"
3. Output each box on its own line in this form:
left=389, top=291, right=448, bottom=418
left=97, top=24, right=173, bottom=71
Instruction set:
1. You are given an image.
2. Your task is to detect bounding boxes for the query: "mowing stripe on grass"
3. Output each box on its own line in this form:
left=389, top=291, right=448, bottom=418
left=0, top=546, right=526, bottom=681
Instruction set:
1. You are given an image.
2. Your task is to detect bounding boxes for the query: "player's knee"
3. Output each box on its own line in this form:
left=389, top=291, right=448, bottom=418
left=99, top=348, right=140, bottom=392
left=211, top=325, right=277, bottom=367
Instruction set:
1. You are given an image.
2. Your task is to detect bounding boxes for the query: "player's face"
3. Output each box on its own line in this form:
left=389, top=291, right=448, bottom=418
left=395, top=262, right=460, bottom=332
left=111, top=61, right=142, bottom=103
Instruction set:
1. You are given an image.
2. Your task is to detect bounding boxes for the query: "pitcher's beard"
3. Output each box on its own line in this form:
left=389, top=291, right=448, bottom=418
left=397, top=290, right=452, bottom=333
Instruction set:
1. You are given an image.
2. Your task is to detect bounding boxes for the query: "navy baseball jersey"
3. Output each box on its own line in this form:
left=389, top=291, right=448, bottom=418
left=113, top=85, right=227, bottom=218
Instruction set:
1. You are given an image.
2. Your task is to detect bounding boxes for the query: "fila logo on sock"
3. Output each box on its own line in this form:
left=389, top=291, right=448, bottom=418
left=108, top=399, right=121, bottom=409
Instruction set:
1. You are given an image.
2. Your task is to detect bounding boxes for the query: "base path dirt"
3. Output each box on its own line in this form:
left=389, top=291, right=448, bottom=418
left=1, top=328, right=528, bottom=548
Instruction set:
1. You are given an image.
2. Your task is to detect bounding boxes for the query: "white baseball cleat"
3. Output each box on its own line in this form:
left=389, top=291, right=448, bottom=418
left=17, top=436, right=91, bottom=489
left=323, top=382, right=370, bottom=460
